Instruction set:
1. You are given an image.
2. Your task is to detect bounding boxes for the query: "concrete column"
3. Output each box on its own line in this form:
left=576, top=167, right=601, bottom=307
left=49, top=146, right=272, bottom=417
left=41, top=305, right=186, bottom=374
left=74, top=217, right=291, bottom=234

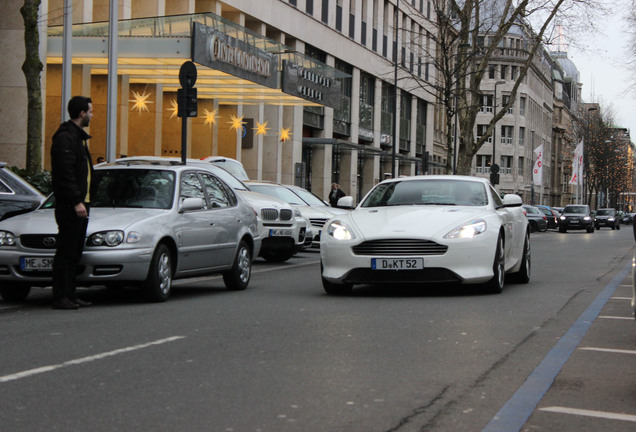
left=119, top=74, right=129, bottom=158
left=154, top=83, right=163, bottom=157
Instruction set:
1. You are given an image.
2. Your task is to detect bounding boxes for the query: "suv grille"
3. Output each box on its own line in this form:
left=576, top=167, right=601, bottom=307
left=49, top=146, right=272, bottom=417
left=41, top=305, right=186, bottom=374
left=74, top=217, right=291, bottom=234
left=261, top=208, right=278, bottom=221
left=352, top=239, right=448, bottom=256
left=280, top=209, right=293, bottom=221
left=309, top=218, right=329, bottom=228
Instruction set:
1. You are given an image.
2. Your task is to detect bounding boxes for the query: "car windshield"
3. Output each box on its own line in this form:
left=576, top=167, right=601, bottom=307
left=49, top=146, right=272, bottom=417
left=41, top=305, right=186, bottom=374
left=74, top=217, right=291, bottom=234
left=596, top=209, right=614, bottom=216
left=564, top=206, right=587, bottom=213
left=91, top=169, right=175, bottom=209
left=289, top=187, right=328, bottom=206
left=208, top=159, right=249, bottom=181
left=361, top=179, right=488, bottom=207
left=248, top=184, right=307, bottom=205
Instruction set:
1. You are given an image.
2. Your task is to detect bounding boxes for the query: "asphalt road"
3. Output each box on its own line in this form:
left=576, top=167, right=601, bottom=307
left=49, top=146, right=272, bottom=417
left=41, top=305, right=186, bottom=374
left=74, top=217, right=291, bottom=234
left=0, top=226, right=634, bottom=432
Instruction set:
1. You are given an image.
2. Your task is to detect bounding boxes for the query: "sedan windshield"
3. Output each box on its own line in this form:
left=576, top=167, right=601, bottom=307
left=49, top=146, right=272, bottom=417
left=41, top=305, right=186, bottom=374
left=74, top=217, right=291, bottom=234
left=361, top=179, right=488, bottom=207
left=248, top=184, right=306, bottom=206
left=596, top=209, right=614, bottom=216
left=91, top=169, right=175, bottom=209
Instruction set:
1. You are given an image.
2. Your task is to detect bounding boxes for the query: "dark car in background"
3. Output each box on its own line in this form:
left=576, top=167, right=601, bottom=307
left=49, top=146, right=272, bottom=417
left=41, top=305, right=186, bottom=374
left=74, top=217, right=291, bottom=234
left=522, top=205, right=548, bottom=232
left=559, top=204, right=595, bottom=233
left=595, top=208, right=620, bottom=230
left=0, top=163, right=45, bottom=221
left=536, top=205, right=560, bottom=230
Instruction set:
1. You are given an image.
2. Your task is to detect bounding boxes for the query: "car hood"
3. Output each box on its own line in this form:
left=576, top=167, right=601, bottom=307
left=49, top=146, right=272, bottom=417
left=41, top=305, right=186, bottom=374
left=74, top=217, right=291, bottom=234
left=345, top=206, right=493, bottom=239
left=0, top=207, right=167, bottom=234
left=238, top=190, right=293, bottom=211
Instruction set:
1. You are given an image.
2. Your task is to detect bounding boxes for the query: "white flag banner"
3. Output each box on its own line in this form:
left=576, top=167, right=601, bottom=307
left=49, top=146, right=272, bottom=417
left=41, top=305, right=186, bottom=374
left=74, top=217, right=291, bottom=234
left=532, top=144, right=544, bottom=185
left=569, top=139, right=584, bottom=185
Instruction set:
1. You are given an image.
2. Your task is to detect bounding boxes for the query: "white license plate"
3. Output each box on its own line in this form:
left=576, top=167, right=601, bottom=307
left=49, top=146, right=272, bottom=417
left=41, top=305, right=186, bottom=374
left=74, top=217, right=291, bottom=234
left=269, top=228, right=292, bottom=237
left=20, top=256, right=54, bottom=271
left=371, top=258, right=424, bottom=270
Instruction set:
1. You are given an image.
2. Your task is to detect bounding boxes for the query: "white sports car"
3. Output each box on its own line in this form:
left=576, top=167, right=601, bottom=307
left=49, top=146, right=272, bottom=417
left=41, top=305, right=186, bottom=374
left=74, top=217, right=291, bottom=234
left=320, top=176, right=530, bottom=295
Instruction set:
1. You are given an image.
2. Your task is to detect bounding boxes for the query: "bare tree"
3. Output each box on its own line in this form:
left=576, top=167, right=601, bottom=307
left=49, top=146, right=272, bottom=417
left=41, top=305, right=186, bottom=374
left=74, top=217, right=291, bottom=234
left=395, top=0, right=602, bottom=175
left=20, top=0, right=43, bottom=176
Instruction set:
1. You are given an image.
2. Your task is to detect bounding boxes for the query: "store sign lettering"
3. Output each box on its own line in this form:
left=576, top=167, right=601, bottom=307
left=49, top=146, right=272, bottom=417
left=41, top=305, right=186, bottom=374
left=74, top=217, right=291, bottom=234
left=208, top=35, right=271, bottom=78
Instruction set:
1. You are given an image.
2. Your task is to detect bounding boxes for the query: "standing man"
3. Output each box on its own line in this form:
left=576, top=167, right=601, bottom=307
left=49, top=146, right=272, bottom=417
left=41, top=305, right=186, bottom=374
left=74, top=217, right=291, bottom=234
left=329, top=183, right=346, bottom=207
left=50, top=96, right=94, bottom=310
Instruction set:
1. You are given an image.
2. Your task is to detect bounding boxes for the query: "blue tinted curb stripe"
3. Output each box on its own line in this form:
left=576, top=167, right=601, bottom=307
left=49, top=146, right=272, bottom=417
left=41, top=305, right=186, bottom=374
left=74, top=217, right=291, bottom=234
left=482, top=262, right=631, bottom=432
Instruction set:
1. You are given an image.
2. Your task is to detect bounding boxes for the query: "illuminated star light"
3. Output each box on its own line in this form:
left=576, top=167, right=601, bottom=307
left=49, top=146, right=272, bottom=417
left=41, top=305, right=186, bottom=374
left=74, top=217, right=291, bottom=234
left=129, top=90, right=153, bottom=113
left=254, top=121, right=269, bottom=136
left=202, top=108, right=219, bottom=127
left=167, top=99, right=179, bottom=119
left=278, top=127, right=292, bottom=142
left=228, top=115, right=246, bottom=131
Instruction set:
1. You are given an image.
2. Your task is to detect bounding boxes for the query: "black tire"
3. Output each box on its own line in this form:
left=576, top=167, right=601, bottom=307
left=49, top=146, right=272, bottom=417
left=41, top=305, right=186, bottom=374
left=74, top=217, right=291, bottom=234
left=143, top=243, right=172, bottom=302
left=261, top=248, right=294, bottom=263
left=0, top=282, right=31, bottom=302
left=529, top=221, right=537, bottom=233
left=321, top=263, right=352, bottom=295
left=223, top=240, right=251, bottom=291
left=483, top=234, right=505, bottom=294
left=512, top=231, right=531, bottom=284
left=539, top=224, right=547, bottom=232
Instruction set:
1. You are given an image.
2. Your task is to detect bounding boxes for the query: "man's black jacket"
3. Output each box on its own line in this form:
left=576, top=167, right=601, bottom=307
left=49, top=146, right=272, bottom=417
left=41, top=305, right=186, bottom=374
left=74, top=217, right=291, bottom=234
left=51, top=120, right=94, bottom=207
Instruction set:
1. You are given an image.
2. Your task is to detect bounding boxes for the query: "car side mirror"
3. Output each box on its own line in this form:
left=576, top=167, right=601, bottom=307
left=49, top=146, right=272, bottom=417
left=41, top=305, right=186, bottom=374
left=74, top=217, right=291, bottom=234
left=336, top=196, right=355, bottom=209
left=501, top=194, right=522, bottom=207
left=180, top=197, right=205, bottom=212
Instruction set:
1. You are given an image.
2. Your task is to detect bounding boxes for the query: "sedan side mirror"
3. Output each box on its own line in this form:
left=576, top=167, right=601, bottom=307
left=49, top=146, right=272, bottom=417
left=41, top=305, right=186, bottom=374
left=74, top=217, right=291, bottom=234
left=180, top=197, right=205, bottom=212
left=501, top=194, right=522, bottom=208
left=336, top=196, right=355, bottom=209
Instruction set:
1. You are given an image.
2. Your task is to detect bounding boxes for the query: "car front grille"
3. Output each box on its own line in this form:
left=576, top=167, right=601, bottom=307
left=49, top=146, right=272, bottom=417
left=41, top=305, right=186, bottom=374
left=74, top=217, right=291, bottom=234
left=309, top=218, right=329, bottom=228
left=352, top=239, right=448, bottom=256
left=261, top=208, right=279, bottom=221
left=280, top=209, right=293, bottom=221
left=20, top=234, right=58, bottom=250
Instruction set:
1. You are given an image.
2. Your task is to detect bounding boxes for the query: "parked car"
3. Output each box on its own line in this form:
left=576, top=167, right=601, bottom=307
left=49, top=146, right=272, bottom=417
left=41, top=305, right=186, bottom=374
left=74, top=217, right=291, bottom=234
left=622, top=212, right=635, bottom=225
left=558, top=204, right=595, bottom=233
left=116, top=157, right=309, bottom=262
left=523, top=205, right=548, bottom=232
left=595, top=208, right=620, bottom=230
left=246, top=181, right=349, bottom=246
left=0, top=162, right=45, bottom=221
left=536, top=206, right=560, bottom=230
left=199, top=156, right=249, bottom=181
left=320, top=176, right=530, bottom=295
left=0, top=163, right=261, bottom=302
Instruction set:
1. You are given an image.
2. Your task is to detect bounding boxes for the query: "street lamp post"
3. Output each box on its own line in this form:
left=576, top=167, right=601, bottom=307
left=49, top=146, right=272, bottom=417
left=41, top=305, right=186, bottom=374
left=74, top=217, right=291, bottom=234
left=490, top=80, right=506, bottom=185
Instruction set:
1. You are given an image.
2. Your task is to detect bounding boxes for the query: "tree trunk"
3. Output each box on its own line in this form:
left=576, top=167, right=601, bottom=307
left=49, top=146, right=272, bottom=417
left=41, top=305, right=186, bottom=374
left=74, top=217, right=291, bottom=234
left=20, top=0, right=43, bottom=176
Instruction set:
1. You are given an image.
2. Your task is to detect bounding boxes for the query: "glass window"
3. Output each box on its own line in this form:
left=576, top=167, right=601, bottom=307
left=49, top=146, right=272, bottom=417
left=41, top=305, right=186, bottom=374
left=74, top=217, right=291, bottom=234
left=180, top=172, right=206, bottom=208
left=92, top=168, right=175, bottom=209
left=200, top=173, right=233, bottom=208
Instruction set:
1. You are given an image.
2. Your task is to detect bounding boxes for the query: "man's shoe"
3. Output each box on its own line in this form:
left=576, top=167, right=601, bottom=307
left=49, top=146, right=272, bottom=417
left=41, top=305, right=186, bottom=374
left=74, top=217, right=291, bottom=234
left=73, top=298, right=92, bottom=307
left=52, top=298, right=79, bottom=310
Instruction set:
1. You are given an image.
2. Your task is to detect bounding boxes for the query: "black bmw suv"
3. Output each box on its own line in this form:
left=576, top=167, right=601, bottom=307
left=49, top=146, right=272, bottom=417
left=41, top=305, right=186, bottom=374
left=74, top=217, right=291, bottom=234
left=559, top=204, right=595, bottom=233
left=595, top=208, right=620, bottom=230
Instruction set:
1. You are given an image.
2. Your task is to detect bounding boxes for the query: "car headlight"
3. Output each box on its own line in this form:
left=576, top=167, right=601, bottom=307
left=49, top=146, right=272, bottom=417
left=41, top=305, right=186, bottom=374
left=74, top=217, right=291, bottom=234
left=0, top=231, right=16, bottom=246
left=444, top=219, right=487, bottom=239
left=126, top=231, right=142, bottom=244
left=583, top=216, right=591, bottom=221
left=326, top=220, right=355, bottom=240
left=608, top=217, right=615, bottom=221
left=293, top=208, right=303, bottom=218
left=559, top=216, right=566, bottom=220
left=89, top=230, right=124, bottom=247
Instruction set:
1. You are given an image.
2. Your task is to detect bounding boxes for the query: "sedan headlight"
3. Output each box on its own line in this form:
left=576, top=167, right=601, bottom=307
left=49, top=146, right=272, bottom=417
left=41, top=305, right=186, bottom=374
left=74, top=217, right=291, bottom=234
left=326, top=220, right=356, bottom=240
left=444, top=219, right=487, bottom=239
left=89, top=230, right=124, bottom=247
left=0, top=231, right=16, bottom=246
left=559, top=215, right=566, bottom=220
left=608, top=217, right=615, bottom=221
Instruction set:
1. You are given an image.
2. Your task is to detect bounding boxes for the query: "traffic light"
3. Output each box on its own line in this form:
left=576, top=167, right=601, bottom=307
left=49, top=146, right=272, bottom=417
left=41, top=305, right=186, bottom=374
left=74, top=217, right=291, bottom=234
left=490, top=172, right=500, bottom=185
left=177, top=87, right=198, bottom=118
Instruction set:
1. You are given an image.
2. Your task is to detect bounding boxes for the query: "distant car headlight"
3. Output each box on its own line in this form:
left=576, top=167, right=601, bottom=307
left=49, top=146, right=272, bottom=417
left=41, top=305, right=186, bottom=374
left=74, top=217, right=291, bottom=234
left=89, top=230, right=124, bottom=247
left=583, top=216, right=591, bottom=221
left=559, top=215, right=566, bottom=220
left=0, top=231, right=16, bottom=246
left=608, top=217, right=615, bottom=221
left=326, top=220, right=355, bottom=240
left=444, top=219, right=487, bottom=239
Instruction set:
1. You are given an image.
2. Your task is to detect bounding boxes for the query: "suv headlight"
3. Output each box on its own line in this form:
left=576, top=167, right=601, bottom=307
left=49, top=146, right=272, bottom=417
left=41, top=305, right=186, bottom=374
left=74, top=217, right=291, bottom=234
left=0, top=231, right=16, bottom=246
left=326, top=220, right=355, bottom=240
left=88, top=230, right=124, bottom=247
left=444, top=219, right=487, bottom=239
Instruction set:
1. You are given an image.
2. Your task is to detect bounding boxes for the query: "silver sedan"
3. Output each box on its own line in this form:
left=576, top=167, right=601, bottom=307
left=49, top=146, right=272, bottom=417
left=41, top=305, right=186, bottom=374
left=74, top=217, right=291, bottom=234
left=0, top=163, right=261, bottom=302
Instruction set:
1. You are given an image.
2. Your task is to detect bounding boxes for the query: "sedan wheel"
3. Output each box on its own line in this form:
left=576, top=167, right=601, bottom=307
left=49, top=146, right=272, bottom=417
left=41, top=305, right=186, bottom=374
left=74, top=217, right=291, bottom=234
left=484, top=234, right=505, bottom=294
left=321, top=263, right=353, bottom=295
left=512, top=231, right=531, bottom=284
left=143, top=244, right=172, bottom=302
left=223, top=240, right=251, bottom=291
left=0, top=282, right=31, bottom=302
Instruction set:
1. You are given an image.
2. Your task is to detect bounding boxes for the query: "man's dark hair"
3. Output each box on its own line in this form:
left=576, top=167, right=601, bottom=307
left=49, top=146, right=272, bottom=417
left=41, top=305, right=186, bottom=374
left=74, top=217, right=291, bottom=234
left=67, top=96, right=92, bottom=120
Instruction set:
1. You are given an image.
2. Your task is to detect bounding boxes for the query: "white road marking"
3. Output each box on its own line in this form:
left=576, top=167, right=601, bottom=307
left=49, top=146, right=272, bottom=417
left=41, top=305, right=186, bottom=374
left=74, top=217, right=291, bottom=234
left=539, top=406, right=636, bottom=422
left=0, top=336, right=185, bottom=383
left=579, top=347, right=636, bottom=355
left=611, top=296, right=633, bottom=300
left=598, top=315, right=634, bottom=320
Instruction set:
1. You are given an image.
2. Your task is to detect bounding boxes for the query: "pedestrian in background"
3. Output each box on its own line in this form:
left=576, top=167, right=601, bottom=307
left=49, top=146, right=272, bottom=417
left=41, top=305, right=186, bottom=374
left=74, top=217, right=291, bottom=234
left=329, top=183, right=346, bottom=207
left=50, top=96, right=94, bottom=310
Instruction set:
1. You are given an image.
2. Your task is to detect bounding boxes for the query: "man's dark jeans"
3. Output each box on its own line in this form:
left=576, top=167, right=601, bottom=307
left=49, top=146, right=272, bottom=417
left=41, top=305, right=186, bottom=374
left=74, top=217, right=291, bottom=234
left=52, top=204, right=89, bottom=301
